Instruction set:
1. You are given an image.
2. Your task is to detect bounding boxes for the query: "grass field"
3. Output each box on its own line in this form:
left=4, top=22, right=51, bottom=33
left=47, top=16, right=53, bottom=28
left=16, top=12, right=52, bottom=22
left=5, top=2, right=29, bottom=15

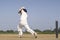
left=0, top=34, right=60, bottom=40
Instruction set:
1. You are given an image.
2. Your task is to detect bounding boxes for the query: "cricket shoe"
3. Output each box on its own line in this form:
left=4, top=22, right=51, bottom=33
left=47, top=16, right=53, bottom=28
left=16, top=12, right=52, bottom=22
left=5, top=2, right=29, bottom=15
left=33, top=33, right=37, bottom=38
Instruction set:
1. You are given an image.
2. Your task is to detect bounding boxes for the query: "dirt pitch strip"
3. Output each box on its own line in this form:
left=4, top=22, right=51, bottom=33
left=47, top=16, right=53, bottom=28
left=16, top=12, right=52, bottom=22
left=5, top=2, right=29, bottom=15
left=0, top=34, right=60, bottom=40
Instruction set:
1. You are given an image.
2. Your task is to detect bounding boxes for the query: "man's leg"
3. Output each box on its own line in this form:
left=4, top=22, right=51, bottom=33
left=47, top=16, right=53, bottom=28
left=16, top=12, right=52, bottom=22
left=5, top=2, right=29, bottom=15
left=17, top=24, right=23, bottom=38
left=24, top=24, right=37, bottom=38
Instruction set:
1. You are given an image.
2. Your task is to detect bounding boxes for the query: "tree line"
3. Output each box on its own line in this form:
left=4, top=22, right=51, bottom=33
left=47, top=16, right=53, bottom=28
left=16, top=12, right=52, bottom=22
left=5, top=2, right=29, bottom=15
left=0, top=27, right=60, bottom=34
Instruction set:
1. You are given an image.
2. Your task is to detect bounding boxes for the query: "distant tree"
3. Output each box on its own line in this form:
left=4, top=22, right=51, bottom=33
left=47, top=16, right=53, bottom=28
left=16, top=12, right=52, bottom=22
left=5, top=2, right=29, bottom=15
left=58, top=27, right=60, bottom=32
left=0, top=30, right=4, bottom=33
left=0, top=30, right=6, bottom=33
left=53, top=27, right=60, bottom=33
left=53, top=28, right=57, bottom=33
left=0, top=30, right=4, bottom=32
left=6, top=30, right=14, bottom=33
left=43, top=29, right=54, bottom=34
left=34, top=29, right=42, bottom=34
left=34, top=29, right=41, bottom=32
left=43, top=29, right=52, bottom=32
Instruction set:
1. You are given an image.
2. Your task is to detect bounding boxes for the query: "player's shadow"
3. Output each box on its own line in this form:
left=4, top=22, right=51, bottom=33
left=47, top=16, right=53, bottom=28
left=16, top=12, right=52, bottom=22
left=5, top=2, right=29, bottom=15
left=18, top=36, right=38, bottom=40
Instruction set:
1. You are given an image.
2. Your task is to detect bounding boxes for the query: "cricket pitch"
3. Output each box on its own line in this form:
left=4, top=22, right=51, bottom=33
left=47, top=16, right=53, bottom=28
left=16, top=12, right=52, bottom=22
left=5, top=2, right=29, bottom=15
left=0, top=34, right=60, bottom=40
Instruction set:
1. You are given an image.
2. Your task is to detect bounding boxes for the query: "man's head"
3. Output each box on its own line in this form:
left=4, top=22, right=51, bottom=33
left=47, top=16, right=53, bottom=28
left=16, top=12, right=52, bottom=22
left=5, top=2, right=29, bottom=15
left=18, top=7, right=27, bottom=14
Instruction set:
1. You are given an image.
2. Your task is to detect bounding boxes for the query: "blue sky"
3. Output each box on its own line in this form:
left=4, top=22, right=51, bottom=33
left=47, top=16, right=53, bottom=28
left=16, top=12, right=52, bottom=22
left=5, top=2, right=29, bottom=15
left=0, top=0, right=60, bottom=31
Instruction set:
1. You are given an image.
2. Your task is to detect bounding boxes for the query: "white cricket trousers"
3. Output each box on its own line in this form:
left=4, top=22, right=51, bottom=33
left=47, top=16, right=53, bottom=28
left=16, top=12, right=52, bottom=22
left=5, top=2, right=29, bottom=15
left=17, top=23, right=35, bottom=36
